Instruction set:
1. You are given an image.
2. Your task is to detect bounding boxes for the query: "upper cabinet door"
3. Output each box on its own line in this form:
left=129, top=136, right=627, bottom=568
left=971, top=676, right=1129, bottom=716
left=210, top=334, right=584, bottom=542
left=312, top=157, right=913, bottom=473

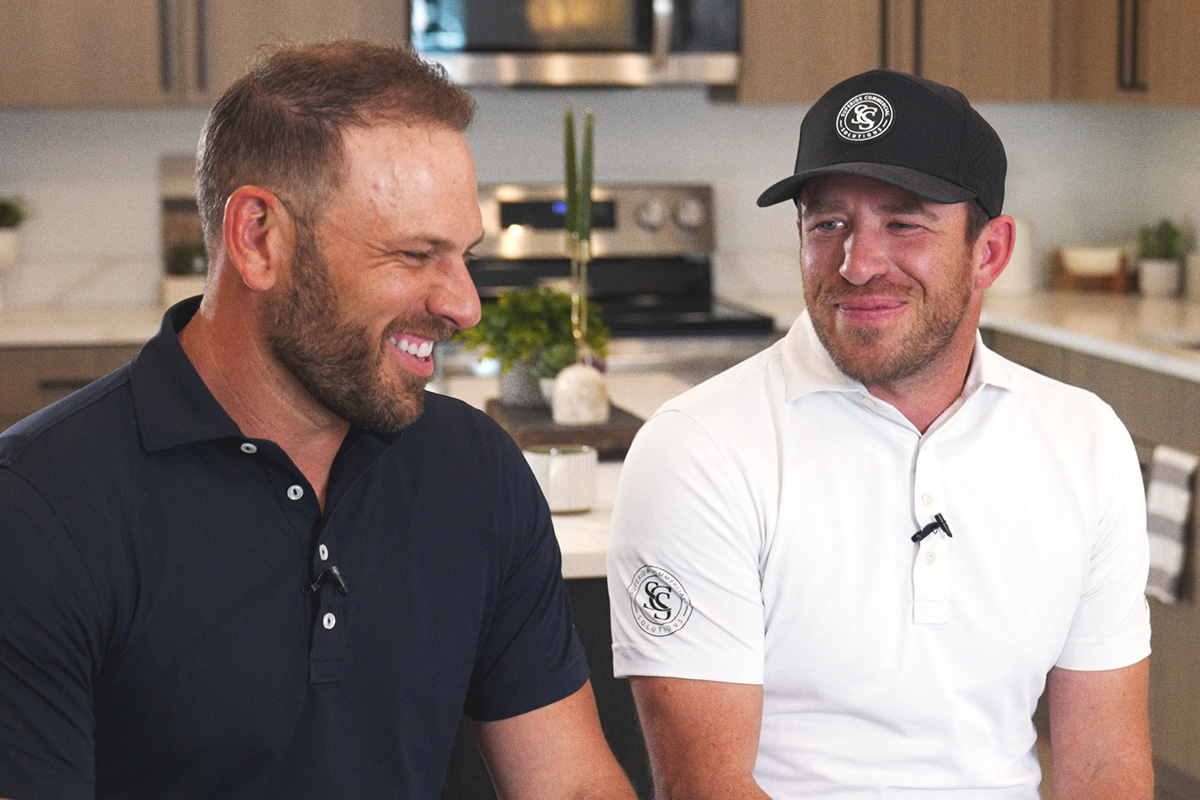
left=737, top=0, right=886, bottom=104
left=737, top=0, right=1056, bottom=105
left=0, top=0, right=171, bottom=108
left=919, top=0, right=1056, bottom=102
left=1058, top=0, right=1200, bottom=106
left=0, top=0, right=409, bottom=109
left=180, top=0, right=410, bottom=107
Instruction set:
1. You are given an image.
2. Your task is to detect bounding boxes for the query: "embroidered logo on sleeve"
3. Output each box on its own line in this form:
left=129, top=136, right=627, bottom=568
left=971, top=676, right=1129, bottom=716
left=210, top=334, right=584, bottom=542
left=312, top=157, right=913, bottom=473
left=628, top=565, right=693, bottom=636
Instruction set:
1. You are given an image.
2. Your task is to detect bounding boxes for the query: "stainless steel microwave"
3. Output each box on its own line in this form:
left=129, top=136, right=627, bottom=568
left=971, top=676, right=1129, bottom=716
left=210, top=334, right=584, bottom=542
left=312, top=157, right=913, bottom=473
left=411, top=0, right=739, bottom=87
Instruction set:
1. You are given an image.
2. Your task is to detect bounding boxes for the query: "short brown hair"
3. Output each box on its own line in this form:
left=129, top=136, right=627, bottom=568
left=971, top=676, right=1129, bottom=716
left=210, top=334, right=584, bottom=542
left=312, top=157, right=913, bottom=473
left=196, top=40, right=475, bottom=251
left=964, top=199, right=991, bottom=245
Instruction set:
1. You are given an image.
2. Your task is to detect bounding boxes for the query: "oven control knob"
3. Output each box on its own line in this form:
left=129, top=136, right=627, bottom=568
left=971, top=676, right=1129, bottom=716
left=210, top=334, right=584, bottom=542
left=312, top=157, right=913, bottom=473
left=674, top=197, right=708, bottom=231
left=636, top=198, right=668, bottom=232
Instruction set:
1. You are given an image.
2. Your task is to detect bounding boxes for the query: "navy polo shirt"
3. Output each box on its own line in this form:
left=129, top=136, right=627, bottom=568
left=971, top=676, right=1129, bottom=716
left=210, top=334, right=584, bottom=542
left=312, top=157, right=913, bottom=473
left=0, top=298, right=589, bottom=800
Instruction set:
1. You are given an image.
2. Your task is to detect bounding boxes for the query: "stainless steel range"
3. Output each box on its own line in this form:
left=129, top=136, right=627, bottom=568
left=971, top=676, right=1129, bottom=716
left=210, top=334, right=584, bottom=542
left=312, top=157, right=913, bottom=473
left=472, top=183, right=775, bottom=338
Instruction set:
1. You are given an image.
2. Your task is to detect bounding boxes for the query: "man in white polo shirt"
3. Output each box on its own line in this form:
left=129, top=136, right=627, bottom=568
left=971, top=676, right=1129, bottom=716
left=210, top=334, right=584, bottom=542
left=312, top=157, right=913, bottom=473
left=606, top=70, right=1152, bottom=800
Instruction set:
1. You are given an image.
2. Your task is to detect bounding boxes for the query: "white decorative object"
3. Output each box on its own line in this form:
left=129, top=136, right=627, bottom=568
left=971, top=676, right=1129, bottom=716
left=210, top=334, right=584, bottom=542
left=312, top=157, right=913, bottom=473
left=0, top=229, right=17, bottom=310
left=0, top=229, right=17, bottom=271
left=523, top=444, right=598, bottom=513
left=552, top=363, right=609, bottom=425
left=1139, top=257, right=1180, bottom=298
left=1185, top=252, right=1200, bottom=300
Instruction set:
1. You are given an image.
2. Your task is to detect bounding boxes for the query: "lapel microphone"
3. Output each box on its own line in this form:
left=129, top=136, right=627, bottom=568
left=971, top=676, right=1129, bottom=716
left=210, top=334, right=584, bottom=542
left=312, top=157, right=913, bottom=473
left=912, top=513, right=953, bottom=544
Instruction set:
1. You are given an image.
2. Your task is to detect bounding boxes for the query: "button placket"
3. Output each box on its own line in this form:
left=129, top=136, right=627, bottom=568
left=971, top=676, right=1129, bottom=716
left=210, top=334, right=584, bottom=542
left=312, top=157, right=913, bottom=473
left=911, top=439, right=951, bottom=624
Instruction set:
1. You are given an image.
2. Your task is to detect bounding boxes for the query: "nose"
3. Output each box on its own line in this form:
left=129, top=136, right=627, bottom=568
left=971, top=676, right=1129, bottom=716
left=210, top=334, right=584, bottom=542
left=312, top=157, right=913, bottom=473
left=839, top=230, right=890, bottom=286
left=429, top=256, right=482, bottom=330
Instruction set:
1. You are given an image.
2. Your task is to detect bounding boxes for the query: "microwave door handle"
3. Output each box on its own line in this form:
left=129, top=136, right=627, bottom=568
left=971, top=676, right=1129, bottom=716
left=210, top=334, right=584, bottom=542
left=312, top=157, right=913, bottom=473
left=651, top=0, right=674, bottom=70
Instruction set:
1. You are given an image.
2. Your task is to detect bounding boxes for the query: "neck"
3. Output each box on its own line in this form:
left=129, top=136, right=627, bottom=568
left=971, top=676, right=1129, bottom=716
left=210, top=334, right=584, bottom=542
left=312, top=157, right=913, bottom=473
left=863, top=317, right=981, bottom=435
left=178, top=290, right=348, bottom=508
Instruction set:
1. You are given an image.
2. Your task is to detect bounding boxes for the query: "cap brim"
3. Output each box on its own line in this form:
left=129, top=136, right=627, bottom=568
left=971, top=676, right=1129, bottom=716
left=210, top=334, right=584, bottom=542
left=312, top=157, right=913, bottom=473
left=756, top=162, right=978, bottom=208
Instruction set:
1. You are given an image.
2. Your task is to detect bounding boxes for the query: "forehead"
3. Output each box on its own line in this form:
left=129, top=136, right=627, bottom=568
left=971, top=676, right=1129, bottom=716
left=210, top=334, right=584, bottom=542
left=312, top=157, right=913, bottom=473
left=799, top=173, right=959, bottom=219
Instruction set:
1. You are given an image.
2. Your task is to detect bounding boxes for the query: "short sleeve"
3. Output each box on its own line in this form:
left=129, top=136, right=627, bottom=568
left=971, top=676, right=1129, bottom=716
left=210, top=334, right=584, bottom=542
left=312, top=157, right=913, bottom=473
left=607, top=410, right=766, bottom=684
left=1055, top=408, right=1152, bottom=671
left=462, top=436, right=589, bottom=721
left=0, top=470, right=100, bottom=800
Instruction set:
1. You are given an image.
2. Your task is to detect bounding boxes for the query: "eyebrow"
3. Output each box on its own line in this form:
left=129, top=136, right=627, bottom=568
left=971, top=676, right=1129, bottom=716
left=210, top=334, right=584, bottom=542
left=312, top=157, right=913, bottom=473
left=800, top=195, right=940, bottom=222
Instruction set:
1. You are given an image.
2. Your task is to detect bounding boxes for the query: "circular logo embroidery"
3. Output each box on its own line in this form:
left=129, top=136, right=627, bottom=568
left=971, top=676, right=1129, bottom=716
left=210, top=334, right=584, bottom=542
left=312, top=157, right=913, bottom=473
left=628, top=565, right=693, bottom=636
left=836, top=93, right=894, bottom=141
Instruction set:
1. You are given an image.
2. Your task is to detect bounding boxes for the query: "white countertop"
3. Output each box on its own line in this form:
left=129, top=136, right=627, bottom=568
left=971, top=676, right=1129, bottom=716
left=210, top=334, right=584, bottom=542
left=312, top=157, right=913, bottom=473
left=442, top=371, right=694, bottom=579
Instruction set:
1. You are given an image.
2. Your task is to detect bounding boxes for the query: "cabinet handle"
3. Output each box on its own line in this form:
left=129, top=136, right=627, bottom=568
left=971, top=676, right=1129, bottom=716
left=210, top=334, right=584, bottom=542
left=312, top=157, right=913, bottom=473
left=159, top=0, right=174, bottom=91
left=195, top=0, right=209, bottom=92
left=911, top=0, right=923, bottom=77
left=1117, top=0, right=1147, bottom=91
left=651, top=0, right=674, bottom=70
left=879, top=0, right=889, bottom=68
left=37, top=378, right=95, bottom=393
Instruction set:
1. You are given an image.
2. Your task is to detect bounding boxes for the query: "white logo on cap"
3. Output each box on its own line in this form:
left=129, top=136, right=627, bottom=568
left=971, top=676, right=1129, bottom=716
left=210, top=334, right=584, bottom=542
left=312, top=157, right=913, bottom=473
left=836, top=93, right=893, bottom=141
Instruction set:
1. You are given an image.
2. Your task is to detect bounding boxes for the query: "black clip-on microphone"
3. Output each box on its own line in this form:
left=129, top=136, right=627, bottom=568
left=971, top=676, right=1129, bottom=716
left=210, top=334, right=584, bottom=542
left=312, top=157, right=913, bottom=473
left=912, top=513, right=953, bottom=544
left=303, top=564, right=349, bottom=596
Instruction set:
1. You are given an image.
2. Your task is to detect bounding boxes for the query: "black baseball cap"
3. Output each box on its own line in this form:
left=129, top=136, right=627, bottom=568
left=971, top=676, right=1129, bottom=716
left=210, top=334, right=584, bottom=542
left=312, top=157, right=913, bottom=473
left=756, top=70, right=1006, bottom=218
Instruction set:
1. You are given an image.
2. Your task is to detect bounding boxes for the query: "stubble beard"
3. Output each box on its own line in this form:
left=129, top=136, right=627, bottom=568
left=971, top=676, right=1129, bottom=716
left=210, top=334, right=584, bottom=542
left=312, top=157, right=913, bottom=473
left=264, top=229, right=449, bottom=434
left=806, top=256, right=974, bottom=387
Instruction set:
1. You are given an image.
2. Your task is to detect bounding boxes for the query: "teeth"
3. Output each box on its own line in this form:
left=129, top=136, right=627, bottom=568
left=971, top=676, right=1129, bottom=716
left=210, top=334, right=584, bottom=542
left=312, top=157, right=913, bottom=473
left=389, top=336, right=434, bottom=360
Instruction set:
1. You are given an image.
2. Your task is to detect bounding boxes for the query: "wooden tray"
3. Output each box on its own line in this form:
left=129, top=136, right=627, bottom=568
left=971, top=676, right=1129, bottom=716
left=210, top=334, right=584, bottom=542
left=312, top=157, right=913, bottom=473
left=485, top=400, right=643, bottom=461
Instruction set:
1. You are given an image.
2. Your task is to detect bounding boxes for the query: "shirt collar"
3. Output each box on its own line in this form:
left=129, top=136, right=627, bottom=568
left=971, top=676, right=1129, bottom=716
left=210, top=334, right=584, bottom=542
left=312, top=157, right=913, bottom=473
left=782, top=308, right=1017, bottom=405
left=132, top=297, right=244, bottom=452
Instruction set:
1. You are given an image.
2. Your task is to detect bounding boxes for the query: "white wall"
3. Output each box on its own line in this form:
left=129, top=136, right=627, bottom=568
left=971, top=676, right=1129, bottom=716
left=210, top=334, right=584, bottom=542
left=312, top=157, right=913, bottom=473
left=0, top=89, right=1191, bottom=308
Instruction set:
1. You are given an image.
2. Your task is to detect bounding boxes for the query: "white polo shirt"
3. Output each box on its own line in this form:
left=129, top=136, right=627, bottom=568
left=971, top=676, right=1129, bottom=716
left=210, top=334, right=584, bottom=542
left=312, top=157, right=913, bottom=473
left=607, top=311, right=1151, bottom=800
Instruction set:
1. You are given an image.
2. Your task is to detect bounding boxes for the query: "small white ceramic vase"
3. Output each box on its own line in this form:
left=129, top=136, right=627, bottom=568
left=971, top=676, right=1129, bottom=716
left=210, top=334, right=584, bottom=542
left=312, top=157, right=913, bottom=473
left=1139, top=257, right=1180, bottom=298
left=551, top=363, right=610, bottom=426
left=0, top=229, right=18, bottom=272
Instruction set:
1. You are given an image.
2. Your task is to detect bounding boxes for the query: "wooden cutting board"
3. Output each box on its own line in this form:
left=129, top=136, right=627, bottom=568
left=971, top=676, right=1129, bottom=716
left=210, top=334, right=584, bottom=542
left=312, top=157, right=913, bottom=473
left=485, top=399, right=643, bottom=461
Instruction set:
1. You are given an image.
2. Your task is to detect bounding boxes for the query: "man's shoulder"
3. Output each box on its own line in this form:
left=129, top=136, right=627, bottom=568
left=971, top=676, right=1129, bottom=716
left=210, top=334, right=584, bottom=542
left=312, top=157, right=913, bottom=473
left=660, top=340, right=786, bottom=421
left=0, top=365, right=136, bottom=472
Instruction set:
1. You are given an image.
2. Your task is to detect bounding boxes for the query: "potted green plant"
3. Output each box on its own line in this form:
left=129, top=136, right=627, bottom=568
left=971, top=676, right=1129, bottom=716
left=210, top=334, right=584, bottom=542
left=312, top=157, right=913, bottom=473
left=454, top=286, right=610, bottom=407
left=1137, top=218, right=1185, bottom=297
left=0, top=197, right=24, bottom=274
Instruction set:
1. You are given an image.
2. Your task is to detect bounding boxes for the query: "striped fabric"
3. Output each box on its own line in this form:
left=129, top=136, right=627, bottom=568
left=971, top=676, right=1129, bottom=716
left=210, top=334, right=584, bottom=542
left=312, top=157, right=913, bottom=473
left=1146, top=445, right=1199, bottom=604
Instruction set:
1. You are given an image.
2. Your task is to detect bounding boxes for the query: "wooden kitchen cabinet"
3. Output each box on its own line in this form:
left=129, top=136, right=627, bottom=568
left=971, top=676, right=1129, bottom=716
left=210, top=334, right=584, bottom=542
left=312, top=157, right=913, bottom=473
left=0, top=345, right=141, bottom=430
left=178, top=0, right=409, bottom=107
left=1055, top=0, right=1200, bottom=106
left=0, top=0, right=408, bottom=109
left=0, top=0, right=168, bottom=107
left=737, top=0, right=1056, bottom=104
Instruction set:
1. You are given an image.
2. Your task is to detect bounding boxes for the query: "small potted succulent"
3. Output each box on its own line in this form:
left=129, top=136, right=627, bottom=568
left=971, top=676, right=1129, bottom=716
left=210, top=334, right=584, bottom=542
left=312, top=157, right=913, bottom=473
left=0, top=197, right=24, bottom=273
left=1137, top=218, right=1185, bottom=297
left=453, top=286, right=609, bottom=408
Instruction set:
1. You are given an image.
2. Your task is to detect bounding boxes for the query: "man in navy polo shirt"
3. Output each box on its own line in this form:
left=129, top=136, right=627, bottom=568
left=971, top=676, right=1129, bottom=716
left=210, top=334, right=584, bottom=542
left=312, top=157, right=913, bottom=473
left=0, top=41, right=636, bottom=800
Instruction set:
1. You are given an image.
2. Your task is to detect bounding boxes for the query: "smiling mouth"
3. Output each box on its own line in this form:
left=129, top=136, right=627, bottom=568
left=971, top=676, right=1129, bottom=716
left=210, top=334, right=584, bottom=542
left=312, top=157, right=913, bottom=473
left=387, top=334, right=434, bottom=361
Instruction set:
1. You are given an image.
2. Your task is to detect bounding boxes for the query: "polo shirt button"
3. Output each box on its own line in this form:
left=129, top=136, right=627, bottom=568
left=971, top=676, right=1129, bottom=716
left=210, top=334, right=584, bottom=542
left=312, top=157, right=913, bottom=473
left=240, top=442, right=257, bottom=454
left=287, top=485, right=304, bottom=501
left=921, top=493, right=934, bottom=507
left=925, top=551, right=937, bottom=566
left=318, top=544, right=329, bottom=561
left=323, top=613, right=336, bottom=629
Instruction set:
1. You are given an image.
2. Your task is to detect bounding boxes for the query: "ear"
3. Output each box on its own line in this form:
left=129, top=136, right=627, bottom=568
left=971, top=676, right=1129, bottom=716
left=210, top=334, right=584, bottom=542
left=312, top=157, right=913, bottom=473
left=972, top=214, right=1016, bottom=290
left=222, top=186, right=296, bottom=292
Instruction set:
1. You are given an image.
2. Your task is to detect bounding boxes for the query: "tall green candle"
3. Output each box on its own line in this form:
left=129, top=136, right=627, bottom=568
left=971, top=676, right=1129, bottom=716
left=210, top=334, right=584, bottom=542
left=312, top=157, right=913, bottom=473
left=564, top=106, right=577, bottom=238
left=579, top=108, right=593, bottom=243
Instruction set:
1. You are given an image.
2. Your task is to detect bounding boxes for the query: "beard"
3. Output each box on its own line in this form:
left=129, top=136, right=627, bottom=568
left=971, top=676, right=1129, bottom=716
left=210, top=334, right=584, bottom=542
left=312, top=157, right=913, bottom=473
left=263, top=229, right=452, bottom=434
left=806, top=256, right=974, bottom=386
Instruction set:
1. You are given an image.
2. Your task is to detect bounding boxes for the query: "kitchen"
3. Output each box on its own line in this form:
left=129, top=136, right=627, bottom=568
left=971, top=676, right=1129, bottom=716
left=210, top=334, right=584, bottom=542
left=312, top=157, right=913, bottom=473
left=2, top=1, right=1200, bottom=798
